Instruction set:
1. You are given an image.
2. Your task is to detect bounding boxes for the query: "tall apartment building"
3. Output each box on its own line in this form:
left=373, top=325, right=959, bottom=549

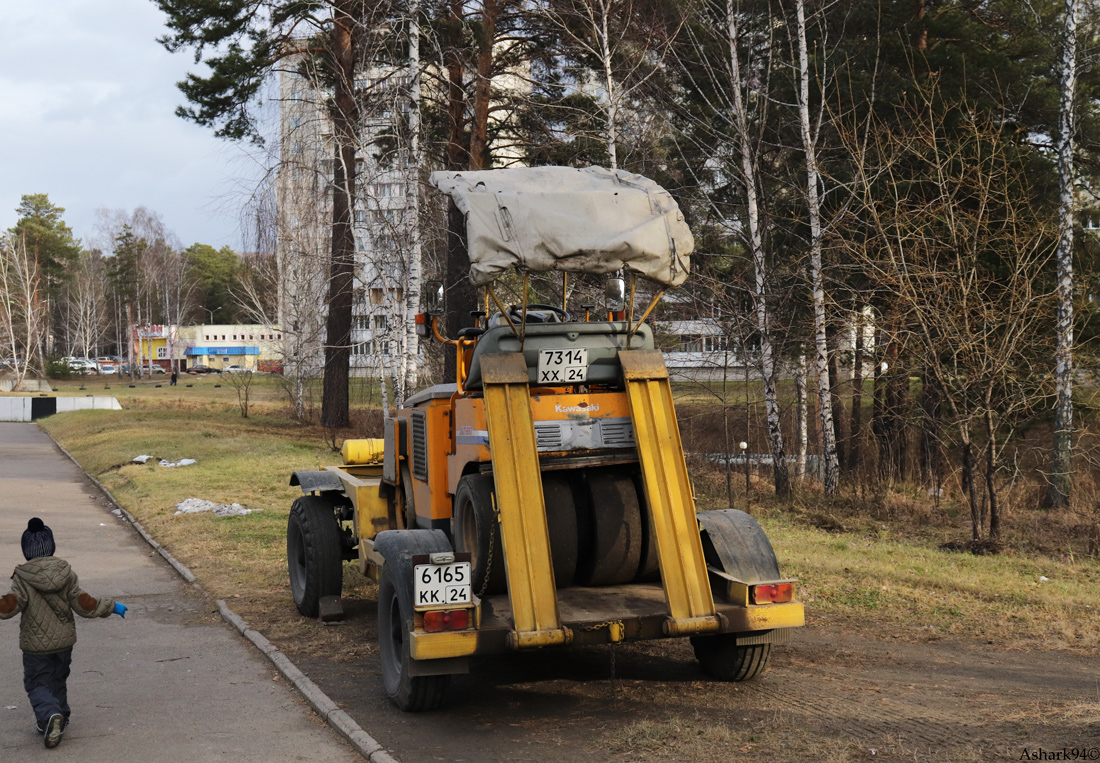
left=275, top=58, right=418, bottom=380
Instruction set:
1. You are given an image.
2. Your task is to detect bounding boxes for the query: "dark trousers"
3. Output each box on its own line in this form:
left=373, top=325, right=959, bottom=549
left=23, top=649, right=72, bottom=726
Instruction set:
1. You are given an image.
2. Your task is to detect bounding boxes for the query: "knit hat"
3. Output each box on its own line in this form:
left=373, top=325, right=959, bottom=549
left=21, top=518, right=55, bottom=561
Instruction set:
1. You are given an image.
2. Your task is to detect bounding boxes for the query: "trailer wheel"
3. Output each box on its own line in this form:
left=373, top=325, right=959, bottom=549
left=378, top=565, right=449, bottom=711
left=453, top=475, right=506, bottom=594
left=690, top=636, right=771, bottom=681
left=287, top=496, right=344, bottom=617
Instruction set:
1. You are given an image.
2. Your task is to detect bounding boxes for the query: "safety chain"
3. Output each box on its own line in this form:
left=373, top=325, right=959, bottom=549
left=477, top=513, right=498, bottom=599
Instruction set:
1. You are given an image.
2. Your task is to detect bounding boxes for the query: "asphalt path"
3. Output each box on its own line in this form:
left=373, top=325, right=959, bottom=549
left=0, top=422, right=361, bottom=761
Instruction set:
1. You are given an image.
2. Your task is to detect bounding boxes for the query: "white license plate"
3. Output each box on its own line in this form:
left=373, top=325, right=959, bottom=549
left=413, top=562, right=472, bottom=609
left=537, top=347, right=588, bottom=384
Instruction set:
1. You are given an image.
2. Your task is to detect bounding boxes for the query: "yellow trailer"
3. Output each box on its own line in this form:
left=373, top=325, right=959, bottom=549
left=286, top=167, right=803, bottom=711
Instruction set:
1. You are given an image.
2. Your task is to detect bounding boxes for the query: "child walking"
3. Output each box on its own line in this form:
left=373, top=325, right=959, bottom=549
left=0, top=517, right=127, bottom=748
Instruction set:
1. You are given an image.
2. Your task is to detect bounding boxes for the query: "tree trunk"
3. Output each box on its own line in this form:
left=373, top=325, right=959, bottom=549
left=848, top=305, right=864, bottom=472
left=442, top=0, right=477, bottom=378
left=795, top=0, right=838, bottom=495
left=321, top=4, right=358, bottom=429
left=961, top=435, right=980, bottom=541
left=725, top=0, right=789, bottom=496
left=796, top=349, right=808, bottom=480
left=468, top=0, right=498, bottom=171
left=444, top=200, right=476, bottom=379
left=1046, top=0, right=1079, bottom=508
left=828, top=334, right=846, bottom=468
left=401, top=0, right=423, bottom=405
left=985, top=407, right=1000, bottom=542
left=919, top=367, right=943, bottom=491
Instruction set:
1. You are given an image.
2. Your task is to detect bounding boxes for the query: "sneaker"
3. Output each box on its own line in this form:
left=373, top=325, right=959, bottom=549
left=44, top=713, right=63, bottom=748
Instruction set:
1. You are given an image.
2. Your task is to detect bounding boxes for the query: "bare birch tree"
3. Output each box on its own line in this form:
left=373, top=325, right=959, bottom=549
left=793, top=0, right=838, bottom=493
left=1046, top=0, right=1080, bottom=508
left=0, top=232, right=49, bottom=381
left=722, top=0, right=790, bottom=495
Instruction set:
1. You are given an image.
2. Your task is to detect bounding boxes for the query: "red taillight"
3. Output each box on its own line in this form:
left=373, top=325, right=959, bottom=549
left=422, top=609, right=470, bottom=632
left=752, top=583, right=794, bottom=604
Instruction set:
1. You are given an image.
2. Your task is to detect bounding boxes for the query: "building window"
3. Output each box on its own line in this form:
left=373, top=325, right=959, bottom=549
left=374, top=315, right=387, bottom=330
left=370, top=288, right=384, bottom=306
left=204, top=335, right=209, bottom=341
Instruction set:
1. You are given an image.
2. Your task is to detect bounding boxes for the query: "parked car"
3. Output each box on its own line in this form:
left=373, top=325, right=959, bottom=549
left=141, top=364, right=167, bottom=375
left=64, top=357, right=97, bottom=374
left=221, top=365, right=248, bottom=374
left=98, top=364, right=118, bottom=375
left=188, top=365, right=217, bottom=374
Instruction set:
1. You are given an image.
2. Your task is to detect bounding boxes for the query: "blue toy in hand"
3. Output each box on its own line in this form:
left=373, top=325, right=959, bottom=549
left=113, top=602, right=127, bottom=618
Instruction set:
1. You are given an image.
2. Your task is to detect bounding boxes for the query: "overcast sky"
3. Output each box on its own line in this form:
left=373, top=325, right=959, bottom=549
left=0, top=1, right=269, bottom=252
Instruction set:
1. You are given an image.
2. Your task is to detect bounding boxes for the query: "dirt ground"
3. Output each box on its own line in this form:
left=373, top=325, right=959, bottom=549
left=272, top=600, right=1100, bottom=763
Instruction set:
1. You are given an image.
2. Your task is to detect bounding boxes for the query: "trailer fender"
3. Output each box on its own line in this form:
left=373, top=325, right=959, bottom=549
left=290, top=470, right=346, bottom=495
left=697, top=509, right=781, bottom=584
left=373, top=530, right=467, bottom=677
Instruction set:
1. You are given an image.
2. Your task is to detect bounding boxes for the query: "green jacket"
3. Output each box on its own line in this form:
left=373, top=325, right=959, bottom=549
left=0, top=557, right=116, bottom=654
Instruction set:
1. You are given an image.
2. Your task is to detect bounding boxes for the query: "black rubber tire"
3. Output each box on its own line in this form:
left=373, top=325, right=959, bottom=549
left=378, top=566, right=450, bottom=711
left=542, top=473, right=579, bottom=588
left=398, top=463, right=417, bottom=530
left=453, top=474, right=506, bottom=594
left=632, top=471, right=660, bottom=582
left=690, top=636, right=772, bottom=681
left=287, top=496, right=343, bottom=618
left=577, top=469, right=644, bottom=586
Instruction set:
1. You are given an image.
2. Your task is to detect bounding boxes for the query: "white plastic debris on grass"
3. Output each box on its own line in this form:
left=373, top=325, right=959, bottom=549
left=132, top=455, right=197, bottom=468
left=174, top=498, right=260, bottom=517
left=159, top=458, right=197, bottom=468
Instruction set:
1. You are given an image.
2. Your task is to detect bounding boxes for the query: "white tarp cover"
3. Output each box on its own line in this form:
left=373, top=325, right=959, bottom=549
left=430, top=166, right=693, bottom=287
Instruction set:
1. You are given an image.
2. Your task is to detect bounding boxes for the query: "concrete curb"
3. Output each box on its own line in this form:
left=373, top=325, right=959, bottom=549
left=46, top=431, right=396, bottom=763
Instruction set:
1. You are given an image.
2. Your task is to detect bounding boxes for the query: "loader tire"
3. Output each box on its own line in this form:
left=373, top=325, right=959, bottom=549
left=542, top=473, right=579, bottom=588
left=287, top=496, right=343, bottom=618
left=378, top=565, right=449, bottom=711
left=453, top=475, right=506, bottom=594
left=577, top=469, right=643, bottom=586
left=691, top=636, right=771, bottom=681
left=633, top=471, right=660, bottom=581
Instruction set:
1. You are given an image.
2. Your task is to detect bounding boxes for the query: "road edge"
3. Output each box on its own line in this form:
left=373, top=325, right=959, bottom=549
left=45, top=429, right=399, bottom=763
